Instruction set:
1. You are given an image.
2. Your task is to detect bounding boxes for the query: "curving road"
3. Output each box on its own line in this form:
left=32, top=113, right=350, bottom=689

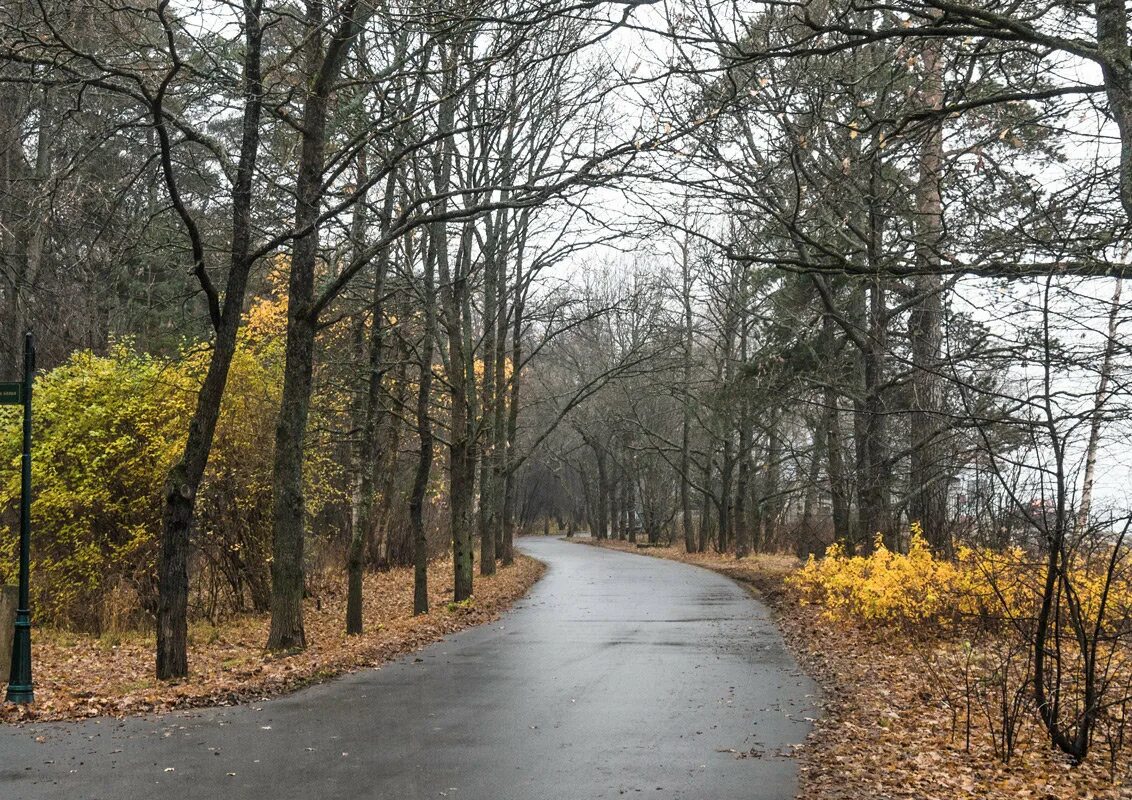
left=0, top=537, right=817, bottom=800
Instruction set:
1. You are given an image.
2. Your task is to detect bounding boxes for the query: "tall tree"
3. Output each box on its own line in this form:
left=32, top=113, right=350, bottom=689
left=267, top=0, right=373, bottom=651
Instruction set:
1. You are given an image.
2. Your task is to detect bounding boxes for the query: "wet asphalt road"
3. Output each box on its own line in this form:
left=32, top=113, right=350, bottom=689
left=0, top=537, right=817, bottom=800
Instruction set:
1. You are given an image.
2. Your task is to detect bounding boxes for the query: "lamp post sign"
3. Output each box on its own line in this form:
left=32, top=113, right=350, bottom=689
left=5, top=333, right=33, bottom=704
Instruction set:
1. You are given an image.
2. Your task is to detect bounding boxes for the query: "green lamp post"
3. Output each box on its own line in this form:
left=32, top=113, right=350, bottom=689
left=6, top=332, right=34, bottom=704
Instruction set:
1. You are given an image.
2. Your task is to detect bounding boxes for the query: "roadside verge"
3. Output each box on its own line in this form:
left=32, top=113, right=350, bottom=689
left=1, top=555, right=545, bottom=723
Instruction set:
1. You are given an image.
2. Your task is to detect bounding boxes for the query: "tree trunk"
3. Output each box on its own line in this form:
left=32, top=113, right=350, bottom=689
left=434, top=42, right=474, bottom=602
left=698, top=454, right=714, bottom=552
left=157, top=4, right=264, bottom=678
left=446, top=293, right=475, bottom=602
left=347, top=161, right=396, bottom=636
left=487, top=120, right=516, bottom=566
left=735, top=319, right=752, bottom=558
left=620, top=476, right=631, bottom=539
left=855, top=281, right=892, bottom=551
left=447, top=317, right=476, bottom=596
left=372, top=340, right=409, bottom=568
left=499, top=220, right=527, bottom=566
left=594, top=444, right=609, bottom=540
left=762, top=420, right=782, bottom=550
left=680, top=225, right=696, bottom=553
left=267, top=0, right=370, bottom=651
left=628, top=471, right=641, bottom=544
left=411, top=236, right=438, bottom=616
left=612, top=479, right=622, bottom=539
left=821, top=308, right=851, bottom=546
left=1078, top=278, right=1122, bottom=529
left=1097, top=0, right=1132, bottom=223
left=718, top=440, right=734, bottom=554
left=491, top=252, right=509, bottom=560
left=477, top=211, right=499, bottom=574
left=908, top=30, right=949, bottom=553
left=266, top=311, right=315, bottom=651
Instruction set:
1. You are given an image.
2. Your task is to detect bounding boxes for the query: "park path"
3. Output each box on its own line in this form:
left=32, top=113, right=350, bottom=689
left=0, top=537, right=816, bottom=800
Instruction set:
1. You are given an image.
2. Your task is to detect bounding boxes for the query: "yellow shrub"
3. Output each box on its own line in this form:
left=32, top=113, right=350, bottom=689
left=790, top=523, right=966, bottom=626
left=953, top=544, right=1035, bottom=621
left=789, top=522, right=1132, bottom=634
left=0, top=292, right=349, bottom=630
left=0, top=344, right=194, bottom=630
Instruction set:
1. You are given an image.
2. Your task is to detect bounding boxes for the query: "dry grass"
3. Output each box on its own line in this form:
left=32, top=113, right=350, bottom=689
left=0, top=555, right=544, bottom=723
left=576, top=538, right=1130, bottom=799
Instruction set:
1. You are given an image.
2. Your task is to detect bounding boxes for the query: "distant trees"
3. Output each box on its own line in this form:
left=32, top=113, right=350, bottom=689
left=530, top=0, right=1124, bottom=558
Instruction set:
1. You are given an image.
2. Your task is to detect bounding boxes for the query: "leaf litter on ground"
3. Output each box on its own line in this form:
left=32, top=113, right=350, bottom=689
left=0, top=555, right=544, bottom=724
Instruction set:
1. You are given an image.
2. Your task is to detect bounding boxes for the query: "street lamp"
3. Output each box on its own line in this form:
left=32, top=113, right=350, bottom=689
left=6, top=332, right=34, bottom=704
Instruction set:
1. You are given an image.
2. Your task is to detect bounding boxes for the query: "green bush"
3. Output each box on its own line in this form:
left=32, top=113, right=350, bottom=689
left=0, top=344, right=192, bottom=631
left=0, top=287, right=351, bottom=632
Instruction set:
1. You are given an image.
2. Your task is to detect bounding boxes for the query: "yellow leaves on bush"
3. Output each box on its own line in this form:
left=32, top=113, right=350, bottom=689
left=0, top=288, right=349, bottom=632
left=789, top=522, right=1132, bottom=633
left=0, top=344, right=195, bottom=630
left=240, top=260, right=289, bottom=345
left=790, top=523, right=966, bottom=627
